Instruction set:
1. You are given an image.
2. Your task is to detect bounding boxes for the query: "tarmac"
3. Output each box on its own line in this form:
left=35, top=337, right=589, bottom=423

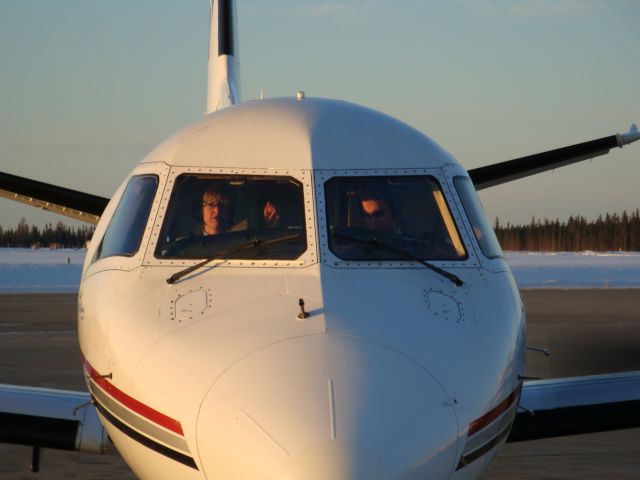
left=0, top=290, right=639, bottom=479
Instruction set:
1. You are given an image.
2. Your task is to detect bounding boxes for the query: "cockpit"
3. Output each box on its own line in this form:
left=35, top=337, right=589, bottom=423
left=89, top=169, right=502, bottom=269
left=155, top=174, right=307, bottom=260
left=325, top=175, right=467, bottom=261
left=147, top=172, right=471, bottom=263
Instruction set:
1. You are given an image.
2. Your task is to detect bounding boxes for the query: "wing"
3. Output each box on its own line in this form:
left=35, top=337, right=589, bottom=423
left=0, top=383, right=114, bottom=471
left=3, top=125, right=638, bottom=221
left=0, top=171, right=110, bottom=224
left=508, top=371, right=640, bottom=442
left=469, top=124, right=640, bottom=190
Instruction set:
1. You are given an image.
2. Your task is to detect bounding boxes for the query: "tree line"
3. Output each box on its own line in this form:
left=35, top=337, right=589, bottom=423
left=494, top=209, right=640, bottom=252
left=1, top=210, right=639, bottom=251
left=0, top=219, right=94, bottom=248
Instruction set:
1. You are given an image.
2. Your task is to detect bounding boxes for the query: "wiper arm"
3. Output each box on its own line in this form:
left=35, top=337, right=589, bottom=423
left=167, top=236, right=262, bottom=284
left=166, top=233, right=301, bottom=284
left=334, top=231, right=464, bottom=287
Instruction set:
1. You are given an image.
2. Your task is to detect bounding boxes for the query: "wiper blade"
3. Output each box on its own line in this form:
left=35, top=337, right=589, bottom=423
left=166, top=233, right=301, bottom=284
left=167, top=236, right=262, bottom=284
left=333, top=231, right=464, bottom=287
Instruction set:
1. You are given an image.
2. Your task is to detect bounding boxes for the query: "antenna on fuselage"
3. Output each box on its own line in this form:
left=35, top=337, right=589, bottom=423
left=207, top=0, right=240, bottom=113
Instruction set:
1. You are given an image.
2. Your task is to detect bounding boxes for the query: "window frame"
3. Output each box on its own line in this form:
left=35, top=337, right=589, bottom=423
left=92, top=174, right=159, bottom=262
left=315, top=168, right=480, bottom=269
left=143, top=166, right=318, bottom=269
left=83, top=162, right=169, bottom=278
left=453, top=175, right=505, bottom=260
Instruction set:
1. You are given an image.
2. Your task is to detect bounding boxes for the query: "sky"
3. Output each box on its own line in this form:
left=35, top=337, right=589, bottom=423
left=0, top=0, right=638, bottom=229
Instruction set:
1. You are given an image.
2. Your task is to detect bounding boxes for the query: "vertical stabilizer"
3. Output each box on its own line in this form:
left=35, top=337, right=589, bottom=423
left=207, top=0, right=240, bottom=113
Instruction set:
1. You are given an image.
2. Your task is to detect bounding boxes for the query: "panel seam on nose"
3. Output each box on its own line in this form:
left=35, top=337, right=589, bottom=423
left=328, top=379, right=336, bottom=440
left=242, top=409, right=290, bottom=457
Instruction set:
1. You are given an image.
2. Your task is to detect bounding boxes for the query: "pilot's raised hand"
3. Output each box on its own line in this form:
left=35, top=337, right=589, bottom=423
left=263, top=201, right=281, bottom=228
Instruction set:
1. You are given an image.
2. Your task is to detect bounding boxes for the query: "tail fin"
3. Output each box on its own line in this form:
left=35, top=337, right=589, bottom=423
left=207, top=0, right=240, bottom=113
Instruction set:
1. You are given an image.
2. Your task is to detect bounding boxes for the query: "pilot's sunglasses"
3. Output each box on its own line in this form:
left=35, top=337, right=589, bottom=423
left=364, top=209, right=387, bottom=219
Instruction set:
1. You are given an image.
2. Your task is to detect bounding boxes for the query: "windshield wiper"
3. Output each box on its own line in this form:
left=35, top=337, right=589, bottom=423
left=333, top=231, right=464, bottom=287
left=166, top=233, right=301, bottom=284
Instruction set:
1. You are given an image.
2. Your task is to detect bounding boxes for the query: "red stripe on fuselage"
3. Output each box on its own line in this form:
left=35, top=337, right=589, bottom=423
left=82, top=355, right=184, bottom=436
left=468, top=383, right=522, bottom=437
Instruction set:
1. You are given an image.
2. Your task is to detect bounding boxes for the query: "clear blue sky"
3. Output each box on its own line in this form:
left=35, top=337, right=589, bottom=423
left=1, top=0, right=638, bottom=228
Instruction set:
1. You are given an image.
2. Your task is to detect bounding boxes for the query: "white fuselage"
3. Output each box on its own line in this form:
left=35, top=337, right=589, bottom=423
left=79, top=98, right=526, bottom=479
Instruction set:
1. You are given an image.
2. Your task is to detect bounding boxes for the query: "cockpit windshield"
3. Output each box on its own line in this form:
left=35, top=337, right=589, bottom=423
left=325, top=176, right=467, bottom=261
left=155, top=175, right=307, bottom=260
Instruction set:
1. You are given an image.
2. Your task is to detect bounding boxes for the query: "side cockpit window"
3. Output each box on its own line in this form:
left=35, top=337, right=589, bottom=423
left=94, top=175, right=158, bottom=261
left=454, top=176, right=503, bottom=259
left=325, top=176, right=467, bottom=261
left=155, top=175, right=307, bottom=260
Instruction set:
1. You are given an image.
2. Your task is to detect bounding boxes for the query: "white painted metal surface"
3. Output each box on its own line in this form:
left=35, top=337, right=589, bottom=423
left=617, top=123, right=640, bottom=147
left=75, top=90, right=527, bottom=478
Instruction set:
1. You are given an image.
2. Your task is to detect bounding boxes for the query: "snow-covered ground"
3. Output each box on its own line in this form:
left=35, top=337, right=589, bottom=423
left=0, top=248, right=85, bottom=293
left=0, top=248, right=639, bottom=292
left=505, top=251, right=640, bottom=288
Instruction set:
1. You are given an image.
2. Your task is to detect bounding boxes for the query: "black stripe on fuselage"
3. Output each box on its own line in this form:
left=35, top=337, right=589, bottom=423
left=93, top=399, right=198, bottom=470
left=218, top=0, right=234, bottom=56
left=456, top=422, right=512, bottom=471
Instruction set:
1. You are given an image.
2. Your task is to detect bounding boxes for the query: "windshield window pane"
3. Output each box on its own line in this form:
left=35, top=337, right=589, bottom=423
left=454, top=176, right=503, bottom=259
left=155, top=175, right=307, bottom=260
left=95, top=175, right=158, bottom=260
left=325, top=176, right=467, bottom=261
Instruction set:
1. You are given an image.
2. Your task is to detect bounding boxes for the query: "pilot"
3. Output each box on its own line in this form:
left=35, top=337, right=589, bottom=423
left=200, top=188, right=281, bottom=236
left=359, top=187, right=401, bottom=234
left=201, top=188, right=232, bottom=235
left=358, top=187, right=458, bottom=259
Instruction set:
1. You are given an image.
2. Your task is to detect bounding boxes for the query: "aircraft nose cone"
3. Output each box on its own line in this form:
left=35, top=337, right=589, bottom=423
left=196, top=335, right=458, bottom=479
left=284, top=442, right=386, bottom=480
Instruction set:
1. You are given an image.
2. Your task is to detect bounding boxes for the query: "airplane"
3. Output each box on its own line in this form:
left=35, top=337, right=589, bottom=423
left=1, top=1, right=640, bottom=479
